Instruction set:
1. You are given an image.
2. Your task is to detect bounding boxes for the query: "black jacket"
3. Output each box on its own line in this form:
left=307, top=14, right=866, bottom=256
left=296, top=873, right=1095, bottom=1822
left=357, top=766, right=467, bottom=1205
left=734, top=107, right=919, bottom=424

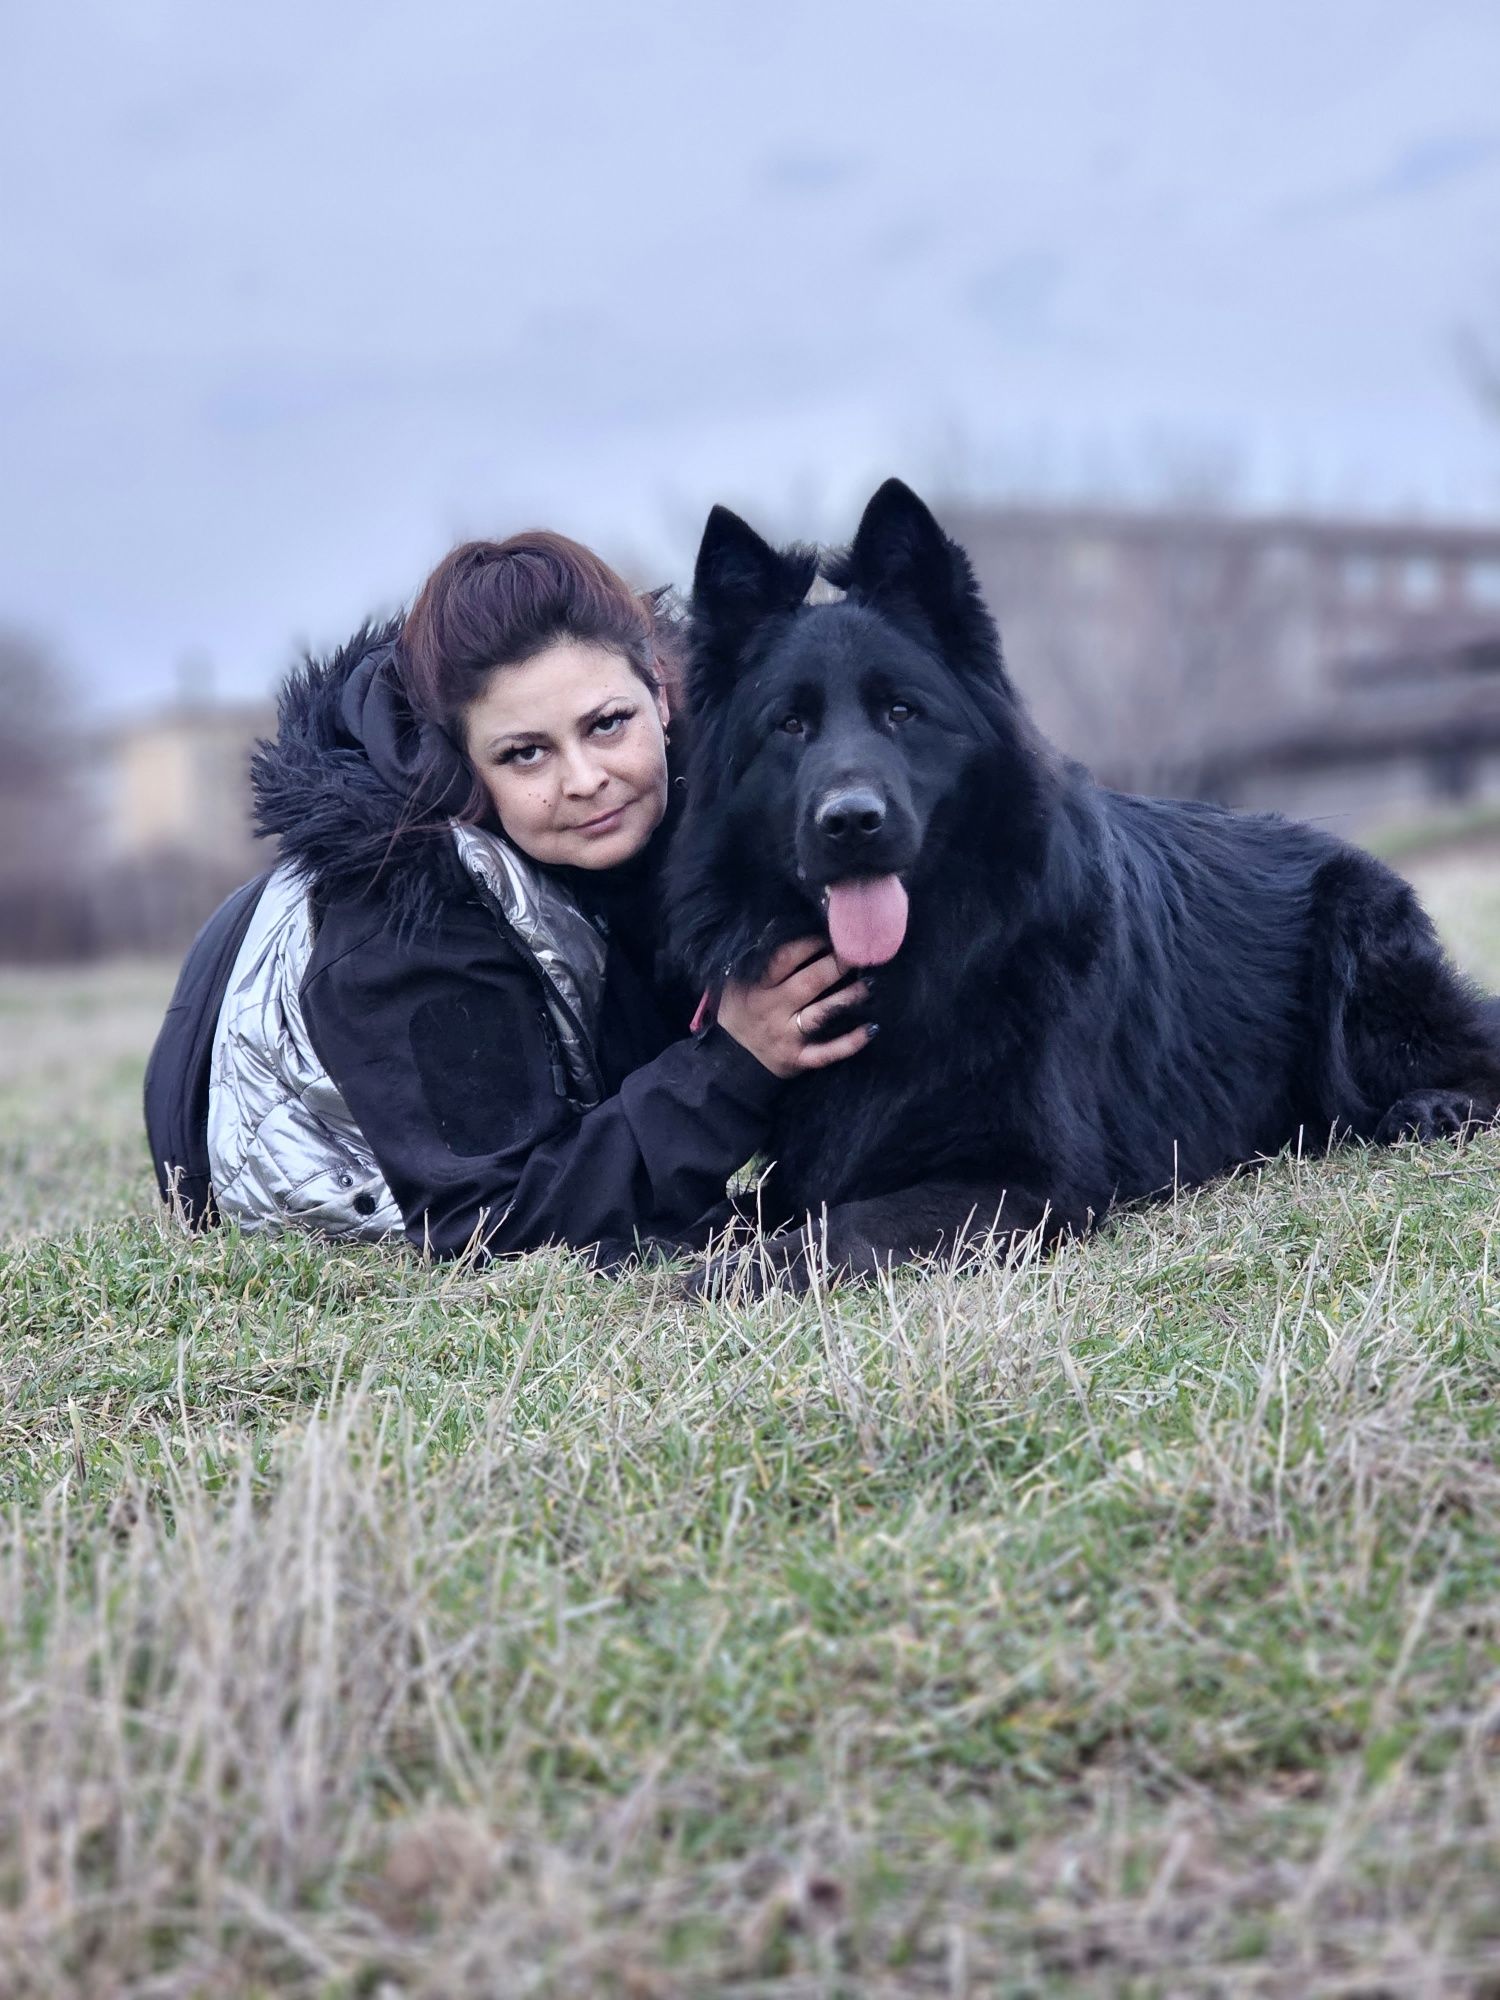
left=156, top=621, right=781, bottom=1260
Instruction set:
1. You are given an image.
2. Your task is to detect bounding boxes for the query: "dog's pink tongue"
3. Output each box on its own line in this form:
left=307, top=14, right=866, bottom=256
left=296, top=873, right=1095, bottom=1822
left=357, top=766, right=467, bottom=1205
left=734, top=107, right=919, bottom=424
left=824, top=875, right=909, bottom=965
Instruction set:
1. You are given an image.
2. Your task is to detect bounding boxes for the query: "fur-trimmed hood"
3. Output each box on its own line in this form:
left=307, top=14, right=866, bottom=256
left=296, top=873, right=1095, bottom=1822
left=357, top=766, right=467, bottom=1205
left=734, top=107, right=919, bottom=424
left=252, top=618, right=474, bottom=929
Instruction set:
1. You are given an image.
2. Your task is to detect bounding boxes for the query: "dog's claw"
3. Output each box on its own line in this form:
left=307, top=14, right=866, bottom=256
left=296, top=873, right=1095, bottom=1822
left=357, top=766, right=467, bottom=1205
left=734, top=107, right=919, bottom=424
left=1374, top=1090, right=1482, bottom=1145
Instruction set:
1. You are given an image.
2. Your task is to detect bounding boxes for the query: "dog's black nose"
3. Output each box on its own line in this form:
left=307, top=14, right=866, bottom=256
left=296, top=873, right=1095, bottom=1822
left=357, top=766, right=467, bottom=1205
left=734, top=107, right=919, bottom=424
left=816, top=788, right=887, bottom=844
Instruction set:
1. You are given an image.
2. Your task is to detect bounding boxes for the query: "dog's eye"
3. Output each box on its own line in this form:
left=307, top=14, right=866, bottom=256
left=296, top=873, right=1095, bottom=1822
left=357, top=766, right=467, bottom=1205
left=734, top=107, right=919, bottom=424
left=888, top=700, right=917, bottom=724
left=780, top=714, right=805, bottom=736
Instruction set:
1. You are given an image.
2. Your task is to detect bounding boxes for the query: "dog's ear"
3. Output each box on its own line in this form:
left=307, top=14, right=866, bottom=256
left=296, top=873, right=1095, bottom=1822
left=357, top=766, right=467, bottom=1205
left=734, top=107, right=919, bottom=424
left=825, top=479, right=1004, bottom=681
left=690, top=506, right=817, bottom=700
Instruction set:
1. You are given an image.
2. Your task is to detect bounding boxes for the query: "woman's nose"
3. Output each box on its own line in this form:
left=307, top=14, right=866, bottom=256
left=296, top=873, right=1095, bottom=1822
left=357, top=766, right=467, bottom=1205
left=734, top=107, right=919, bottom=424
left=559, top=746, right=609, bottom=797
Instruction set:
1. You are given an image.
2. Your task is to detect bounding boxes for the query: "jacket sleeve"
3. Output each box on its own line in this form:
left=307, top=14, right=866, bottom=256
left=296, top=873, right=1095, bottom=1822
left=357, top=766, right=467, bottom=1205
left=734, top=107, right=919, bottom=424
left=300, top=895, right=781, bottom=1260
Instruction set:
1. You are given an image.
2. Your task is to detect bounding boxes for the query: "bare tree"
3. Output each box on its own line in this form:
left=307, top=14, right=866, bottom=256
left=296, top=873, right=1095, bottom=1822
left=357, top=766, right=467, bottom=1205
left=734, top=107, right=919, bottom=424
left=1456, top=322, right=1500, bottom=423
left=960, top=502, right=1302, bottom=799
left=0, top=629, right=93, bottom=959
left=1131, top=522, right=1298, bottom=795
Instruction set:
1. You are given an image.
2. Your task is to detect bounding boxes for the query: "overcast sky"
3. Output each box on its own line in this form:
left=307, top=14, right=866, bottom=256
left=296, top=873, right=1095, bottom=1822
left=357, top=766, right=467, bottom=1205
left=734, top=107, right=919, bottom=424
left=6, top=0, right=1500, bottom=712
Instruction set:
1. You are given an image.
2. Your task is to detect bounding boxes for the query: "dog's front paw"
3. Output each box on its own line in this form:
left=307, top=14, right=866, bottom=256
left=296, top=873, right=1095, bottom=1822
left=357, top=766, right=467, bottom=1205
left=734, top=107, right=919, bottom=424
left=686, top=1230, right=814, bottom=1302
left=1374, top=1089, right=1486, bottom=1145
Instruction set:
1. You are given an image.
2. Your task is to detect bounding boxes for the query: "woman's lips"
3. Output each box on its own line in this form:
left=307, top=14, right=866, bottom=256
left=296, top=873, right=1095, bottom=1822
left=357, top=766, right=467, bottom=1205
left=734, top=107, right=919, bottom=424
left=573, top=800, right=631, bottom=834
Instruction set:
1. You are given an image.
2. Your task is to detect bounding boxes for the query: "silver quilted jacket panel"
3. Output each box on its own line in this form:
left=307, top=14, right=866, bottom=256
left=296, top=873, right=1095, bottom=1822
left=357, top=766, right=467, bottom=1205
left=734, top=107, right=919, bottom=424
left=207, top=825, right=609, bottom=1241
left=449, top=822, right=605, bottom=1109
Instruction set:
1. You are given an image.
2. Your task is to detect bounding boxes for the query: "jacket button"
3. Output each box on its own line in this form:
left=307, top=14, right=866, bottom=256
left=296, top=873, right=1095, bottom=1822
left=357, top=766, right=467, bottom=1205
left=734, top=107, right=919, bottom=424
left=353, top=1192, right=377, bottom=1217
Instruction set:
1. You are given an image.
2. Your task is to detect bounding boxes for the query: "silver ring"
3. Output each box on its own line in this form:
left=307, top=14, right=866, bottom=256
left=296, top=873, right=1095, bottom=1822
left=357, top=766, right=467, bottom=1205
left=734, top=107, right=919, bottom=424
left=794, top=1007, right=809, bottom=1037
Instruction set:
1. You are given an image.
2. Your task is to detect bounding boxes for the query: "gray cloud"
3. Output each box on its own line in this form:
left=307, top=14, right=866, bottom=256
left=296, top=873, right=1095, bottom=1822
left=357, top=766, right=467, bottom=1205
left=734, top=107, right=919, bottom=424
left=1278, top=127, right=1500, bottom=222
left=965, top=251, right=1066, bottom=345
left=5, top=0, right=1500, bottom=712
left=759, top=149, right=864, bottom=196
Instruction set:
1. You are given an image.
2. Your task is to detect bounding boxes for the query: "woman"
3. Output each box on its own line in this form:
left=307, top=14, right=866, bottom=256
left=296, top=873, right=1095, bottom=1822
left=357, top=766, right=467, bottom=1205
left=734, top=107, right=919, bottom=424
left=144, top=532, right=874, bottom=1261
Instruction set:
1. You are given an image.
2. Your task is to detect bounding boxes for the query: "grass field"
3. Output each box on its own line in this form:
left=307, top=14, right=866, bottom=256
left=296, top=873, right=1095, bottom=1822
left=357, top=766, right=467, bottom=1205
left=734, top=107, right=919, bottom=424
left=2, top=847, right=1499, bottom=1997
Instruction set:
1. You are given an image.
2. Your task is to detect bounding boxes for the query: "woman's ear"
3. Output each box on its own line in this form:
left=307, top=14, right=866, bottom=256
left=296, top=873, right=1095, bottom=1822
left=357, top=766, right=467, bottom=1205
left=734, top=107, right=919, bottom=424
left=654, top=682, right=671, bottom=734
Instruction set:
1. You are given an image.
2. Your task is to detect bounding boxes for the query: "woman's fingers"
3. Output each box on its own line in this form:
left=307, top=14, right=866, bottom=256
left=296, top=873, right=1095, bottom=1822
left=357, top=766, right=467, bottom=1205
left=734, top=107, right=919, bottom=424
left=715, top=946, right=873, bottom=1079
left=783, top=951, right=855, bottom=1013
left=792, top=981, right=868, bottom=1039
left=716, top=938, right=872, bottom=1080
left=763, top=938, right=830, bottom=987
left=796, top=1020, right=878, bottom=1071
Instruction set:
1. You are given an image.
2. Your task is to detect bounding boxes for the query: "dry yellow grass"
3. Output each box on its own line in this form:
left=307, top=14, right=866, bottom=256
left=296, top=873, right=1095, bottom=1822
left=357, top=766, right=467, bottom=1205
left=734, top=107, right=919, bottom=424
left=1, top=837, right=1498, bottom=1995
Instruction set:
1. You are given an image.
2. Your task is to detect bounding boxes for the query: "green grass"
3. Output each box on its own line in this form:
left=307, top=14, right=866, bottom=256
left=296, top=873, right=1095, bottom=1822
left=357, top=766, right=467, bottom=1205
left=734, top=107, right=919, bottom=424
left=2, top=849, right=1499, bottom=1997
left=1366, top=800, right=1500, bottom=865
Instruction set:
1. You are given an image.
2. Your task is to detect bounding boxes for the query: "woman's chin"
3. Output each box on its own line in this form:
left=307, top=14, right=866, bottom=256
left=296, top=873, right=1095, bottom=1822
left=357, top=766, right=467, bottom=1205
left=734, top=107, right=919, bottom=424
left=570, top=789, right=672, bottom=869
left=553, top=811, right=653, bottom=870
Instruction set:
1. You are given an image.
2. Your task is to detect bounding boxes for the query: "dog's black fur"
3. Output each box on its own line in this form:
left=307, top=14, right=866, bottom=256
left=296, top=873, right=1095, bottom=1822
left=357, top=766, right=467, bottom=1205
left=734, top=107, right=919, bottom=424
left=667, top=479, right=1500, bottom=1285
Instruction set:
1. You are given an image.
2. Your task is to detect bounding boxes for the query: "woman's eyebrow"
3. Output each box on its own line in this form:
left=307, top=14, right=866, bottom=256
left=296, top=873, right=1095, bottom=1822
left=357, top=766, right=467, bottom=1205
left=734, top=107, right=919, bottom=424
left=484, top=726, right=550, bottom=754
left=484, top=697, right=632, bottom=756
left=578, top=698, right=628, bottom=728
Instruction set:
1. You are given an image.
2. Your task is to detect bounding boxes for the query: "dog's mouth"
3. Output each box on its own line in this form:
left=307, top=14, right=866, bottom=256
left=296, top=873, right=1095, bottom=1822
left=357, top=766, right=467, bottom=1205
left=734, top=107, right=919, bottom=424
left=821, top=875, right=909, bottom=966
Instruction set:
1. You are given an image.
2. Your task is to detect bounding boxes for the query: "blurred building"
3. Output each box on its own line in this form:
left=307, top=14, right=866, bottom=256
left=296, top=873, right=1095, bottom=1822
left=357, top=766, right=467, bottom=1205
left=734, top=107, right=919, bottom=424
left=18, top=503, right=1493, bottom=963
left=1199, top=631, right=1500, bottom=826
left=99, top=694, right=274, bottom=875
left=0, top=648, right=279, bottom=962
left=945, top=501, right=1500, bottom=828
left=62, top=692, right=278, bottom=956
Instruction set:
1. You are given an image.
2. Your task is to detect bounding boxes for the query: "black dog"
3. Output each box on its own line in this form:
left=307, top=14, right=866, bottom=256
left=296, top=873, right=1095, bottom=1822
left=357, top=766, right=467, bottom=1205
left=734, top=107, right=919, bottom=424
left=667, top=478, right=1500, bottom=1285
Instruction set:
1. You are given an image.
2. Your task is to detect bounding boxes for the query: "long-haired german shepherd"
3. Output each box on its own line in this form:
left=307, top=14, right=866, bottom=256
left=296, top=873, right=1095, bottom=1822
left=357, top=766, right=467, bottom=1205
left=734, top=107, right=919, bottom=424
left=667, top=479, right=1500, bottom=1287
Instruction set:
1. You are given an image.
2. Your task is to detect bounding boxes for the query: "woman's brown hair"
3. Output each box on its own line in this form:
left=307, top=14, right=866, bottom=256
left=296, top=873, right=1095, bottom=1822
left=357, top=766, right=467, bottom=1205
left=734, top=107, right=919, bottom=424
left=401, top=531, right=677, bottom=823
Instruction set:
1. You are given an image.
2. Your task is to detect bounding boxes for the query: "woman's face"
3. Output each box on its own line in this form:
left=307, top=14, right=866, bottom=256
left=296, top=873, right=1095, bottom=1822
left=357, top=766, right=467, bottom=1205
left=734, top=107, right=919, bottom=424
left=462, top=639, right=671, bottom=871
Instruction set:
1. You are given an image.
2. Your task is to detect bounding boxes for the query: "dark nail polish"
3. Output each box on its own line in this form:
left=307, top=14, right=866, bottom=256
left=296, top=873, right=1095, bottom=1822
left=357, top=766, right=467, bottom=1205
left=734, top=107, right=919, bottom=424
left=866, top=1021, right=881, bottom=1038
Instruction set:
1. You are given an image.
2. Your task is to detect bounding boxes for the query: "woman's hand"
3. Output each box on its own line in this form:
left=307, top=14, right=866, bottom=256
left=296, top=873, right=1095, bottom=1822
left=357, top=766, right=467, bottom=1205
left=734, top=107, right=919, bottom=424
left=716, top=938, right=875, bottom=1080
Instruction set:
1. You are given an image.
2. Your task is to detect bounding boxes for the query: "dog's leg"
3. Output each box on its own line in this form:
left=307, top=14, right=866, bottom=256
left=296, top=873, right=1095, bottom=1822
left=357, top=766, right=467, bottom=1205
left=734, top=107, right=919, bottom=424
left=700, top=1178, right=1084, bottom=1296
left=1307, top=853, right=1500, bottom=1147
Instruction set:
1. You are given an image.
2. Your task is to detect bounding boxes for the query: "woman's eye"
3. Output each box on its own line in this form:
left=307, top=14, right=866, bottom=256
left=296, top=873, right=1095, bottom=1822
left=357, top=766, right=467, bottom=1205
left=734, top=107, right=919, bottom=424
left=503, top=744, right=546, bottom=767
left=888, top=700, right=916, bottom=724
left=592, top=709, right=631, bottom=737
left=780, top=714, right=805, bottom=736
